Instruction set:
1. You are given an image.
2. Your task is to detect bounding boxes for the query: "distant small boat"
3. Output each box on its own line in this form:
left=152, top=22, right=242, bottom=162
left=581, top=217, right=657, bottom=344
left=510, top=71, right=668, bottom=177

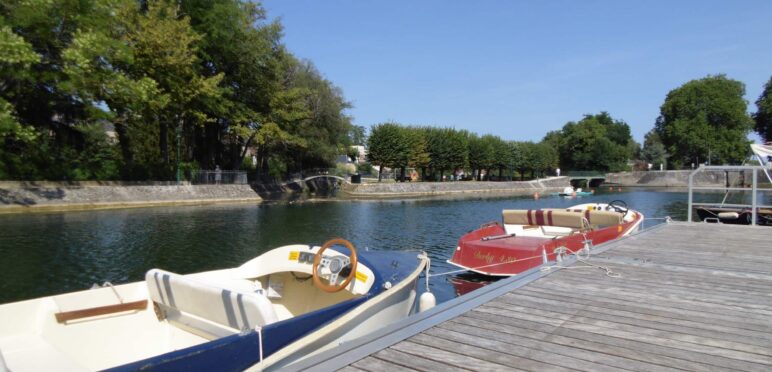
left=691, top=143, right=772, bottom=226
left=551, top=186, right=593, bottom=197
left=448, top=201, right=643, bottom=276
left=695, top=206, right=772, bottom=225
left=0, top=239, right=427, bottom=371
left=551, top=191, right=594, bottom=197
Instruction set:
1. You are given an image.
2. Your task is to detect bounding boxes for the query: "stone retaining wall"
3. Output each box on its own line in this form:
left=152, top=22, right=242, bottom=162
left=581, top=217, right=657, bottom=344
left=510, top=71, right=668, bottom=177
left=0, top=183, right=262, bottom=214
left=342, top=177, right=569, bottom=198
left=604, top=170, right=743, bottom=187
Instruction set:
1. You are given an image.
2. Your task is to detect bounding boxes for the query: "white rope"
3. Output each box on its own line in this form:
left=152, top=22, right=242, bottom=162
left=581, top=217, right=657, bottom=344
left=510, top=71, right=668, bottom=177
left=420, top=253, right=431, bottom=292
left=541, top=245, right=621, bottom=278
left=428, top=253, right=545, bottom=278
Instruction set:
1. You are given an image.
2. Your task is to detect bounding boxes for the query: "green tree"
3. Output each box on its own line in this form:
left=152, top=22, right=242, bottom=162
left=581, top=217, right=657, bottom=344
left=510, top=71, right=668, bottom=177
left=532, top=142, right=558, bottom=178
left=641, top=130, right=668, bottom=170
left=512, top=141, right=535, bottom=180
left=0, top=24, right=40, bottom=177
left=490, top=136, right=511, bottom=180
left=655, top=75, right=753, bottom=168
left=467, top=134, right=493, bottom=180
left=754, top=76, right=772, bottom=142
left=551, top=112, right=635, bottom=172
left=349, top=125, right=367, bottom=145
left=404, top=126, right=430, bottom=180
left=367, top=123, right=408, bottom=181
left=1, top=0, right=126, bottom=179
left=425, top=127, right=467, bottom=181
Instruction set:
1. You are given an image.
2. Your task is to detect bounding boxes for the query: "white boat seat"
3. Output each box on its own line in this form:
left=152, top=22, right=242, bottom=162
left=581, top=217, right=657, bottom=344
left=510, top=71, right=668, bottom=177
left=0, top=347, right=8, bottom=372
left=145, top=269, right=278, bottom=333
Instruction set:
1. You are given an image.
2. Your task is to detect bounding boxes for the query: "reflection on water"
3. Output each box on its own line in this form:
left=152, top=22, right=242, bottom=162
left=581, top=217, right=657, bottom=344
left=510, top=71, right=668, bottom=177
left=0, top=188, right=712, bottom=304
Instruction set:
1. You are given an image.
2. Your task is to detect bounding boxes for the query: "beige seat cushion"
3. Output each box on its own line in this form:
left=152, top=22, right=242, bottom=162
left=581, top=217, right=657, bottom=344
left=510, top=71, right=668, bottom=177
left=584, top=210, right=623, bottom=226
left=146, top=269, right=278, bottom=332
left=502, top=209, right=586, bottom=228
left=502, top=209, right=623, bottom=228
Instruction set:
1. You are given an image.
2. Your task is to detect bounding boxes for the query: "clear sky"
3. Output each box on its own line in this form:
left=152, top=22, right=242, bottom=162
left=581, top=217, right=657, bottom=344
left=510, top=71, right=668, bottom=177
left=261, top=0, right=772, bottom=143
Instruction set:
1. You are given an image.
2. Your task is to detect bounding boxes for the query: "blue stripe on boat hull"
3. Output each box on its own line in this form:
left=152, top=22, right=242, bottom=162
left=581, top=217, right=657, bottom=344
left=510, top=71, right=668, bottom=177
left=106, top=250, right=420, bottom=371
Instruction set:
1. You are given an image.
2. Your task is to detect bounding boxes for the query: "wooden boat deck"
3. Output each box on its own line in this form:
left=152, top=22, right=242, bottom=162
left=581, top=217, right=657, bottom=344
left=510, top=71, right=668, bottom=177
left=285, top=222, right=772, bottom=371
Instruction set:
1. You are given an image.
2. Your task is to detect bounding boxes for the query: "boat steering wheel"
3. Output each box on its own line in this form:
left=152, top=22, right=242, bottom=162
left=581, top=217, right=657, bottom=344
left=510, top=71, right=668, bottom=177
left=607, top=200, right=629, bottom=215
left=312, top=238, right=358, bottom=293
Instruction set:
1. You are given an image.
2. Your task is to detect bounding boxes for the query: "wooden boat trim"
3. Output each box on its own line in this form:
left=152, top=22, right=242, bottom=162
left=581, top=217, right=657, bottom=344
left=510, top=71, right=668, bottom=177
left=54, top=299, right=148, bottom=323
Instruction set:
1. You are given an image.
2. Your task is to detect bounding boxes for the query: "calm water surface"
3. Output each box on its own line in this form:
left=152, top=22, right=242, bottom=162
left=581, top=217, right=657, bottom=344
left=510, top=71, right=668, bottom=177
left=0, top=188, right=700, bottom=304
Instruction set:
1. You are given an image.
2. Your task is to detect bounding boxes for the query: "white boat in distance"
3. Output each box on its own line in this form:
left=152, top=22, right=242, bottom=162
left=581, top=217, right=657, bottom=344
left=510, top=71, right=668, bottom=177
left=0, top=239, right=428, bottom=371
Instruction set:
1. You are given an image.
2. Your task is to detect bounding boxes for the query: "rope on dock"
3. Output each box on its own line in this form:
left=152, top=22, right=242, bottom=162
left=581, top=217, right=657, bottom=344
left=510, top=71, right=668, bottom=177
left=541, top=245, right=620, bottom=278
left=427, top=253, right=546, bottom=278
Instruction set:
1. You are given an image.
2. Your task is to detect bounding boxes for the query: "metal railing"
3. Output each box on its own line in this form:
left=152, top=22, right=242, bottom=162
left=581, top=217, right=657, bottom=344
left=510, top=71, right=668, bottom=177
left=190, top=170, right=248, bottom=185
left=687, top=165, right=772, bottom=225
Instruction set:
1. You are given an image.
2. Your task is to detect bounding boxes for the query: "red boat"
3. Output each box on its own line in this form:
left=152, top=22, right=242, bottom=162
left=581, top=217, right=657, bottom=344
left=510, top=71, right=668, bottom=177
left=447, top=275, right=500, bottom=296
left=447, top=201, right=644, bottom=276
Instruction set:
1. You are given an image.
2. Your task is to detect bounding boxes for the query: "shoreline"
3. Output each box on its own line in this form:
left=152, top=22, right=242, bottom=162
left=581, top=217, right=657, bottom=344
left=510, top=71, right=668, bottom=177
left=0, top=198, right=262, bottom=215
left=0, top=177, right=571, bottom=214
left=339, top=186, right=564, bottom=199
left=0, top=183, right=264, bottom=215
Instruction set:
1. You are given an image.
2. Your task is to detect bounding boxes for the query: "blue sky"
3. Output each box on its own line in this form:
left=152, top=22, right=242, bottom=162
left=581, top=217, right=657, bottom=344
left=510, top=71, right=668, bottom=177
left=262, top=0, right=772, bottom=143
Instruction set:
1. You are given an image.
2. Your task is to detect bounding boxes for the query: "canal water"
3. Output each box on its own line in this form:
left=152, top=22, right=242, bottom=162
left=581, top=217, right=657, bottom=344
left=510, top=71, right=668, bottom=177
left=0, top=188, right=710, bottom=305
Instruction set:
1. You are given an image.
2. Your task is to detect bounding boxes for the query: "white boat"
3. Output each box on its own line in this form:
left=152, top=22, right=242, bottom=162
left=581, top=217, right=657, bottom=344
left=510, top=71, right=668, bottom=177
left=0, top=239, right=428, bottom=371
left=751, top=142, right=772, bottom=165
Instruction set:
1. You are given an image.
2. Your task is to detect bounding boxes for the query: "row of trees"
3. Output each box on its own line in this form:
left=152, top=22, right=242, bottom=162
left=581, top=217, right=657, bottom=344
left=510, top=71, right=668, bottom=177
left=1, top=0, right=355, bottom=180
left=367, top=74, right=771, bottom=179
left=366, top=123, right=559, bottom=181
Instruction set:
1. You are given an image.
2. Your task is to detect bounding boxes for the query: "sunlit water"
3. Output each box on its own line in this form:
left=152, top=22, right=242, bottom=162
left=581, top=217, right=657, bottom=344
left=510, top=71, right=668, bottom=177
left=0, top=188, right=721, bottom=304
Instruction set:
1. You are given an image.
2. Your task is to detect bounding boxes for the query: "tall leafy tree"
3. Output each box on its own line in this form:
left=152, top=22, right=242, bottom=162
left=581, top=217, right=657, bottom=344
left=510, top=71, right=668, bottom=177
left=490, top=136, right=511, bottom=180
left=404, top=126, right=430, bottom=179
left=532, top=142, right=558, bottom=177
left=467, top=133, right=493, bottom=180
left=1, top=0, right=120, bottom=179
left=641, top=130, right=668, bottom=169
left=514, top=141, right=536, bottom=180
left=367, top=122, right=408, bottom=181
left=754, top=76, right=772, bottom=142
left=0, top=24, right=40, bottom=178
left=349, top=125, right=367, bottom=145
left=655, top=75, right=753, bottom=168
left=425, top=127, right=467, bottom=181
left=550, top=112, right=634, bottom=172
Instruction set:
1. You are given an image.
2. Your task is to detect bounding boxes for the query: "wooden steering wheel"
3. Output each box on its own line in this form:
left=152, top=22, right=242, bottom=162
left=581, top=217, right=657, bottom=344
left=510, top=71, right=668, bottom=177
left=312, top=238, right=358, bottom=293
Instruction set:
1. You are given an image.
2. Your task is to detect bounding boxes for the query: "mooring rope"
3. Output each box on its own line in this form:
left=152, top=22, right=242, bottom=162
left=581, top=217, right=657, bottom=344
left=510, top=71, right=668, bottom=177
left=427, top=235, right=626, bottom=279
left=427, top=253, right=546, bottom=278
left=541, top=245, right=621, bottom=278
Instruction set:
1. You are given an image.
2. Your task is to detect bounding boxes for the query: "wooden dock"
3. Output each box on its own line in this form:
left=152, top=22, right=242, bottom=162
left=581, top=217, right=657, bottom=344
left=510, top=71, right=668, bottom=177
left=285, top=222, right=772, bottom=371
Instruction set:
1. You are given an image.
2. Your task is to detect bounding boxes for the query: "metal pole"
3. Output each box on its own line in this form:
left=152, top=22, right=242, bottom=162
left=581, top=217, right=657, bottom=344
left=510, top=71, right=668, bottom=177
left=752, top=168, right=757, bottom=226
left=687, top=167, right=695, bottom=222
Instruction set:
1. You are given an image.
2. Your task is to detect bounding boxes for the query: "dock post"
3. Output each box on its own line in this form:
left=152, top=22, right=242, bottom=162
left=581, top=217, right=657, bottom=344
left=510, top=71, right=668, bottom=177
left=752, top=168, right=758, bottom=226
left=687, top=168, right=695, bottom=222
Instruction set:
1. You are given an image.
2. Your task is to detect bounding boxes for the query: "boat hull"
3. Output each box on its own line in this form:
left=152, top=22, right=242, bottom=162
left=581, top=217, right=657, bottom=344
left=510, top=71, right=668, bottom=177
left=253, top=255, right=425, bottom=371
left=0, top=249, right=426, bottom=372
left=695, top=207, right=772, bottom=225
left=448, top=207, right=643, bottom=276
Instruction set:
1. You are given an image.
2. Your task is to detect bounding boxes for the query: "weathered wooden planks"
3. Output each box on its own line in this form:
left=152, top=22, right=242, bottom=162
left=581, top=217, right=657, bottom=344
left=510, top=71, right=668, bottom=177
left=322, top=223, right=772, bottom=372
